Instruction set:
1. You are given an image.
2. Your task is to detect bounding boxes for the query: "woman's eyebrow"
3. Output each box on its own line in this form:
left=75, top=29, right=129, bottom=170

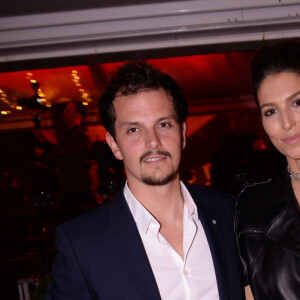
left=287, top=90, right=300, bottom=101
left=260, top=103, right=274, bottom=110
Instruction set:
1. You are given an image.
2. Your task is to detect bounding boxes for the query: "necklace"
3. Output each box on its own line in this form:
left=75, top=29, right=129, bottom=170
left=287, top=166, right=300, bottom=181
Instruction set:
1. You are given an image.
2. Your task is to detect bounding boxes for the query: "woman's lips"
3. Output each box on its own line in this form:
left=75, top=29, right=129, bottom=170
left=282, top=134, right=300, bottom=144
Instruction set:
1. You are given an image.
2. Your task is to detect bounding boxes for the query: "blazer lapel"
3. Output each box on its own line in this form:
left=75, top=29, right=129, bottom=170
left=187, top=186, right=230, bottom=300
left=108, top=193, right=161, bottom=299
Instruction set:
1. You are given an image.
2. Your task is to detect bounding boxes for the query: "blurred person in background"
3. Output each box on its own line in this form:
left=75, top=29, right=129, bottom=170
left=35, top=101, right=96, bottom=207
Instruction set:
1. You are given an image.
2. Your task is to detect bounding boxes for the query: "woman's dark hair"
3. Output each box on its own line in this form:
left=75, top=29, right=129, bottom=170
left=99, top=61, right=188, bottom=139
left=251, top=39, right=300, bottom=107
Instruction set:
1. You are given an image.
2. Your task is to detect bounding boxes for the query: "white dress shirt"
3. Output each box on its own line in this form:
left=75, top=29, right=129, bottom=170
left=124, top=182, right=219, bottom=300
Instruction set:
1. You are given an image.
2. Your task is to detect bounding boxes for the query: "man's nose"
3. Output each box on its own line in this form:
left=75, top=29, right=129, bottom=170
left=145, top=129, right=161, bottom=149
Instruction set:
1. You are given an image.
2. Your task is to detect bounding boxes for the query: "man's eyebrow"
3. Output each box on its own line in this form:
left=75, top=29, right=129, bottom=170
left=120, top=121, right=140, bottom=127
left=120, top=115, right=176, bottom=126
left=156, top=115, right=176, bottom=122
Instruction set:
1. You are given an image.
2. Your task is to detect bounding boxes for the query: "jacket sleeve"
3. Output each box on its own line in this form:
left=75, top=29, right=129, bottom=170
left=235, top=198, right=250, bottom=286
left=45, top=226, right=93, bottom=300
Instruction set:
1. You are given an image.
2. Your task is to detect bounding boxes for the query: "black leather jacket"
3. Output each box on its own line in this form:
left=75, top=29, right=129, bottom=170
left=235, top=170, right=300, bottom=300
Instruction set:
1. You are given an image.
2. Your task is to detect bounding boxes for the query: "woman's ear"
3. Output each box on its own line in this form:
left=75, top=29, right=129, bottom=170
left=106, top=132, right=123, bottom=160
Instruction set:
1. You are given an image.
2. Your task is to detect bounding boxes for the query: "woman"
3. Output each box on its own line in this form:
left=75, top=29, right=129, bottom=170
left=236, top=40, right=300, bottom=300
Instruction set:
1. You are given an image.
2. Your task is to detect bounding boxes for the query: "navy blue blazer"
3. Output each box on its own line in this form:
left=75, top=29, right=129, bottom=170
left=46, top=184, right=243, bottom=300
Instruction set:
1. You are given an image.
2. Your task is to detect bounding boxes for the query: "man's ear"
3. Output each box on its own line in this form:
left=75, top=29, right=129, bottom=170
left=106, top=132, right=123, bottom=160
left=182, top=122, right=187, bottom=150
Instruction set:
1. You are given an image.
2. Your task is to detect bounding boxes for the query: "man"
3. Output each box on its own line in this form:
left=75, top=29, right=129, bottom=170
left=46, top=62, right=243, bottom=299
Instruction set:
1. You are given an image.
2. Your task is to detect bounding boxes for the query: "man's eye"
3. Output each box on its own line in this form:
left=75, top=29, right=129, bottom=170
left=159, top=122, right=171, bottom=128
left=128, top=128, right=138, bottom=134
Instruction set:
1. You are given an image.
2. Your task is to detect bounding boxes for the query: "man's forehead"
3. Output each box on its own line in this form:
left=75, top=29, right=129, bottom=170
left=112, top=89, right=177, bottom=123
left=114, top=87, right=170, bottom=100
left=118, top=114, right=176, bottom=126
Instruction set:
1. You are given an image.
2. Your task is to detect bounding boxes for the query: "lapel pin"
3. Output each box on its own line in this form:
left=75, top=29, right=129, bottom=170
left=212, top=219, right=217, bottom=224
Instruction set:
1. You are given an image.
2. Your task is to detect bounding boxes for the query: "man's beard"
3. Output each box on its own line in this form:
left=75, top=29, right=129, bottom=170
left=141, top=170, right=176, bottom=186
left=139, top=150, right=176, bottom=186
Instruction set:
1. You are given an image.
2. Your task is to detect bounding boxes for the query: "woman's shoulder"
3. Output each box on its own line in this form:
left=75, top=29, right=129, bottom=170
left=239, top=179, right=273, bottom=205
left=239, top=168, right=289, bottom=206
left=237, top=178, right=282, bottom=226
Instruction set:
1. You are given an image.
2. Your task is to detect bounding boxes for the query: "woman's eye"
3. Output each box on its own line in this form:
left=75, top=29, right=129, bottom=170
left=292, top=99, right=300, bottom=107
left=263, top=109, right=276, bottom=117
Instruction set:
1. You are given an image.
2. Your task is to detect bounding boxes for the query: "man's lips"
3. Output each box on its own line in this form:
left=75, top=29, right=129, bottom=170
left=282, top=134, right=300, bottom=144
left=144, top=156, right=166, bottom=163
left=140, top=150, right=171, bottom=163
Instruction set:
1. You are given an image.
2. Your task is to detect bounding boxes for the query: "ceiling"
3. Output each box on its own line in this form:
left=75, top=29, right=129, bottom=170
left=0, top=49, right=255, bottom=128
left=2, top=0, right=299, bottom=129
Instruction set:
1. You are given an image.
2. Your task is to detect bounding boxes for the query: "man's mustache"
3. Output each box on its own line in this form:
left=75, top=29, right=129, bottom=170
left=140, top=150, right=172, bottom=163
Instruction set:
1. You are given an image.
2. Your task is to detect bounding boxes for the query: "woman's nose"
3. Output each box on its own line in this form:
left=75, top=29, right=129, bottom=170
left=281, top=110, right=296, bottom=130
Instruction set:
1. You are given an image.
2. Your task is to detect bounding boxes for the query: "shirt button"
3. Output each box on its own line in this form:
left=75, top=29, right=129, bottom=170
left=183, top=270, right=188, bottom=276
